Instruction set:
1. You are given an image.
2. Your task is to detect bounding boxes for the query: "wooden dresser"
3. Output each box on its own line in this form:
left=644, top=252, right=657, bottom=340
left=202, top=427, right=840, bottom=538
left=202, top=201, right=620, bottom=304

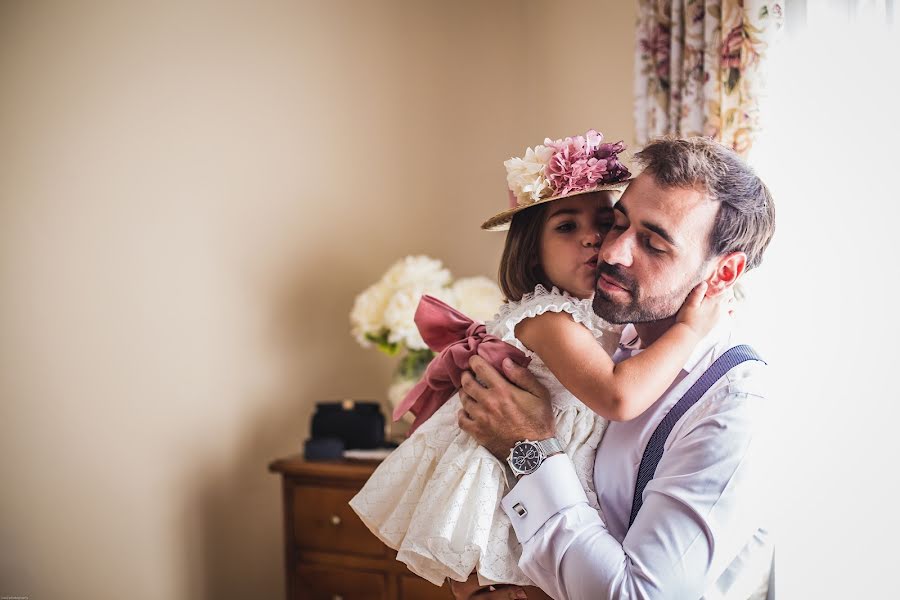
left=269, top=455, right=449, bottom=600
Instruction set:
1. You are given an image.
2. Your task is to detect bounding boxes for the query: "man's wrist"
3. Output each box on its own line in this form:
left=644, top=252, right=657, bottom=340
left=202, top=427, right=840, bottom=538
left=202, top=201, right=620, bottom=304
left=491, top=429, right=555, bottom=461
left=517, top=450, right=562, bottom=481
left=490, top=441, right=511, bottom=461
left=506, top=436, right=563, bottom=479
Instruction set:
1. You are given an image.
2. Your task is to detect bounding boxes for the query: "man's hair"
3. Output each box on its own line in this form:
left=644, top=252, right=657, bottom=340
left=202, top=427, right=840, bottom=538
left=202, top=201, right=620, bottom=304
left=634, top=137, right=776, bottom=270
left=498, top=203, right=552, bottom=301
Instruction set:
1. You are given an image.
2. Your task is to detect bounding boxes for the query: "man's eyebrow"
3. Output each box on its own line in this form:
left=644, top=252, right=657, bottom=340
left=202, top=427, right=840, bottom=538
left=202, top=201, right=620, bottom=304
left=643, top=221, right=677, bottom=247
left=613, top=202, right=677, bottom=247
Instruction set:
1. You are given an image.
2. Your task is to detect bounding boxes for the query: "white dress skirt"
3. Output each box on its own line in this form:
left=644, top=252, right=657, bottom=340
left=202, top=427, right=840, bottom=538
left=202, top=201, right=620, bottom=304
left=349, top=285, right=623, bottom=586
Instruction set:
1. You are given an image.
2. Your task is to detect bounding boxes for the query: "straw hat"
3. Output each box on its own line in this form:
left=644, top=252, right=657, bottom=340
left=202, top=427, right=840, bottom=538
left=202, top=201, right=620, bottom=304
left=481, top=129, right=633, bottom=231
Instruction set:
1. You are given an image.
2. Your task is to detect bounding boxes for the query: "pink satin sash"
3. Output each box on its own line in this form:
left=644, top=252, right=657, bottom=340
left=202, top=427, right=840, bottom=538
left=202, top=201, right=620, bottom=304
left=392, top=295, right=531, bottom=434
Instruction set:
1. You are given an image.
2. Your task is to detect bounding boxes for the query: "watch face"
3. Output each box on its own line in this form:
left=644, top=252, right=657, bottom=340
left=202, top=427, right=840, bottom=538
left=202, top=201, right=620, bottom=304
left=512, top=442, right=541, bottom=473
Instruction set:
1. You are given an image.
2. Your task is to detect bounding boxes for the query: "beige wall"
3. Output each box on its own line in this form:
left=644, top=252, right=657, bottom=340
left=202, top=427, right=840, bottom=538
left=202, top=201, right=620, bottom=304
left=0, top=1, right=635, bottom=598
left=522, top=0, right=636, bottom=151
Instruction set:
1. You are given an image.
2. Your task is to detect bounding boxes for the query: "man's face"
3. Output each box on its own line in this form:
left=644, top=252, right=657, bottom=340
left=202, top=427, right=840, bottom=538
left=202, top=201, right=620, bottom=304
left=593, top=172, right=719, bottom=324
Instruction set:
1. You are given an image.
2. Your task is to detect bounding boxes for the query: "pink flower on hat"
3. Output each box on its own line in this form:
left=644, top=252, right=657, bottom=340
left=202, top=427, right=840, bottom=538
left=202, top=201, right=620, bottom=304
left=544, top=130, right=630, bottom=198
left=501, top=129, right=631, bottom=212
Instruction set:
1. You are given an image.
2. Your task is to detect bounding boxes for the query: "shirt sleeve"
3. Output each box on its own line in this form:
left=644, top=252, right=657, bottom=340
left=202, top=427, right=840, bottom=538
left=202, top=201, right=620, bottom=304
left=500, top=389, right=770, bottom=600
left=500, top=454, right=588, bottom=541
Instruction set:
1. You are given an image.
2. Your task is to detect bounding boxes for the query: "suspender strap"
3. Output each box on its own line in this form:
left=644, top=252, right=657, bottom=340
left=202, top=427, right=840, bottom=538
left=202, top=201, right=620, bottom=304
left=627, top=344, right=765, bottom=530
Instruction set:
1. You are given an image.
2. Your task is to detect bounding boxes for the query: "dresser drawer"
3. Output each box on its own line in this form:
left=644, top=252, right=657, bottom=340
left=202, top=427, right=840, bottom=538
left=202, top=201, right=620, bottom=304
left=399, top=575, right=448, bottom=600
left=291, top=483, right=385, bottom=557
left=294, top=564, right=386, bottom=600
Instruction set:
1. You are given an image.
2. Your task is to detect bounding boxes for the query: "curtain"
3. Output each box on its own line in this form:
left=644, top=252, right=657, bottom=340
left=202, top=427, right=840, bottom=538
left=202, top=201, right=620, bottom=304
left=634, top=0, right=784, bottom=155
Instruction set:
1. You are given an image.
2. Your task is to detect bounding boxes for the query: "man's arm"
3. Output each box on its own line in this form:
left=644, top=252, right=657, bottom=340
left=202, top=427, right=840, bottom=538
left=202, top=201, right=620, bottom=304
left=459, top=356, right=770, bottom=600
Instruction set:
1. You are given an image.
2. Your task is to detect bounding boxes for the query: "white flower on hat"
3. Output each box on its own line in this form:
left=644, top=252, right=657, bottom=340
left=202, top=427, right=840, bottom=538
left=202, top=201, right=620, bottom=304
left=450, top=276, right=504, bottom=323
left=504, top=144, right=553, bottom=205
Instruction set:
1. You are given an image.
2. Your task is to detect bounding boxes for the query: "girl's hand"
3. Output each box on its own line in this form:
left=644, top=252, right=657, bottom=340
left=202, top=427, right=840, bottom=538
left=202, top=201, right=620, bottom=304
left=675, top=281, right=727, bottom=339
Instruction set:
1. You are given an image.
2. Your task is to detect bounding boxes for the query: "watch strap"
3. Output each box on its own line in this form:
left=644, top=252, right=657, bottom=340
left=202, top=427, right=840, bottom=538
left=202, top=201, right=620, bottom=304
left=535, top=437, right=562, bottom=457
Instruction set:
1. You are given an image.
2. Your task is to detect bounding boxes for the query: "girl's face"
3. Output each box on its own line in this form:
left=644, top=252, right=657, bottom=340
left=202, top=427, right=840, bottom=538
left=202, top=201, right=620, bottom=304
left=539, top=191, right=615, bottom=300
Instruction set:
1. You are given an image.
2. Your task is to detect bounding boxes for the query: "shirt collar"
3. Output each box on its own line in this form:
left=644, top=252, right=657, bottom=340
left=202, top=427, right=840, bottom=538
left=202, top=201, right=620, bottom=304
left=617, top=318, right=735, bottom=374
left=617, top=324, right=642, bottom=351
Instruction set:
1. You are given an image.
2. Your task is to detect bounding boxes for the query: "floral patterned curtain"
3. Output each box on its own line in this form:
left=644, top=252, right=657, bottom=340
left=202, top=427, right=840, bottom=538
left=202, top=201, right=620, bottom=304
left=634, top=0, right=784, bottom=155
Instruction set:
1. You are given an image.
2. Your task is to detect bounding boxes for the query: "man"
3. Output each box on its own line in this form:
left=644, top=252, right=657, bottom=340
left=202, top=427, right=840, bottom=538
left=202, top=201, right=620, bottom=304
left=453, top=137, right=776, bottom=599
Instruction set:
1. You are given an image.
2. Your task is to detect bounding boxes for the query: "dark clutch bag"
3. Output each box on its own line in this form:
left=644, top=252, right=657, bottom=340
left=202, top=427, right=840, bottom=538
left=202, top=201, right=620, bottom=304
left=310, top=400, right=385, bottom=450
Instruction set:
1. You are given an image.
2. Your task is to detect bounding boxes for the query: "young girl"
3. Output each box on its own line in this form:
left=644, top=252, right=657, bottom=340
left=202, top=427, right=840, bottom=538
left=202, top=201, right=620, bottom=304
left=349, top=130, right=724, bottom=587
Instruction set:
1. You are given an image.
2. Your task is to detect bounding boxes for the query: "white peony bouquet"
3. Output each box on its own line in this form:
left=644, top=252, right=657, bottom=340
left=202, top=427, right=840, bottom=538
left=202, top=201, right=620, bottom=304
left=350, top=255, right=504, bottom=414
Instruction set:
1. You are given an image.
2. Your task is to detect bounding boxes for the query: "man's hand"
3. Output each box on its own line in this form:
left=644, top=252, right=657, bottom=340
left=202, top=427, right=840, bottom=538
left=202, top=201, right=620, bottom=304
left=458, top=355, right=554, bottom=461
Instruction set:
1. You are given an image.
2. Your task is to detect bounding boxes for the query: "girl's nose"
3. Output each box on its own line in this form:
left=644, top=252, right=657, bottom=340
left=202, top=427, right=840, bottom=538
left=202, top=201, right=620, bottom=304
left=582, top=231, right=602, bottom=247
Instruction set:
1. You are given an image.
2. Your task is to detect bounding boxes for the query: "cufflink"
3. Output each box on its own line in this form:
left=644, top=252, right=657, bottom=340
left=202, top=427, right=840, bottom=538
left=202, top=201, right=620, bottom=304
left=512, top=502, right=527, bottom=518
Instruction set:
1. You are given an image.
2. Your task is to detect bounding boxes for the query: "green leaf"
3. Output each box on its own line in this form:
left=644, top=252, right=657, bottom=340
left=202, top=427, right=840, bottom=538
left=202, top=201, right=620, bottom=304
left=365, top=329, right=401, bottom=356
left=760, top=6, right=769, bottom=19
left=397, top=348, right=435, bottom=379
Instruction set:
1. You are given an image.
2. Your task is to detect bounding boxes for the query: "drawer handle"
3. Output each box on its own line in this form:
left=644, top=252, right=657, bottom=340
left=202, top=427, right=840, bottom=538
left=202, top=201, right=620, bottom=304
left=330, top=515, right=341, bottom=526
left=332, top=595, right=344, bottom=600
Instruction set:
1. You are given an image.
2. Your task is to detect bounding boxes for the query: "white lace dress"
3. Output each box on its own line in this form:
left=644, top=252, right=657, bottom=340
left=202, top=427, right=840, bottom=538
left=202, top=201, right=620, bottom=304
left=349, top=285, right=623, bottom=587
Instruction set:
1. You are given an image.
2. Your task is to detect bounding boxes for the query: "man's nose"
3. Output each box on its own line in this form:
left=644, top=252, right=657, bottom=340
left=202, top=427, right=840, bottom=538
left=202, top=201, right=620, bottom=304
left=599, top=232, right=633, bottom=267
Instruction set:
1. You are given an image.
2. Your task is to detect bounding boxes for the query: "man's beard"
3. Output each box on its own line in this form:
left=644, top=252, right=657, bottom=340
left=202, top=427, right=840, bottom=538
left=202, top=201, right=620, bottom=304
left=592, top=262, right=702, bottom=324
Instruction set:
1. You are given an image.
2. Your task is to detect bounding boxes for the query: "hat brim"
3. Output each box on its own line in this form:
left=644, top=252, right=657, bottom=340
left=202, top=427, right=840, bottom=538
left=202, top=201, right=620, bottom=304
left=481, top=178, right=633, bottom=231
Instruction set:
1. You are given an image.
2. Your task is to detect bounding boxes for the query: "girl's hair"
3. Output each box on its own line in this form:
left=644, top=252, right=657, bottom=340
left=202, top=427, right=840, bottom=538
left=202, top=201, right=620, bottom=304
left=498, top=203, right=552, bottom=301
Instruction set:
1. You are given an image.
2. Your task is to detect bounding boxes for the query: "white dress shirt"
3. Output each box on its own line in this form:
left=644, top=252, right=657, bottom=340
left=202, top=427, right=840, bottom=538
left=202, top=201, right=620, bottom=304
left=500, top=320, right=774, bottom=599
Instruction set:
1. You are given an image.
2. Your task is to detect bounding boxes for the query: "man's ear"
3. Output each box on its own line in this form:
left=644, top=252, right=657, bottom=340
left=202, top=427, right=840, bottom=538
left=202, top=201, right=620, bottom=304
left=706, top=252, right=746, bottom=295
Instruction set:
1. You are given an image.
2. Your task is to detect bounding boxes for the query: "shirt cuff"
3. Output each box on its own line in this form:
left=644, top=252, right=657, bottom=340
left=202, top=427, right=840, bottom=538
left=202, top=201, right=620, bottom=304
left=500, top=454, right=589, bottom=542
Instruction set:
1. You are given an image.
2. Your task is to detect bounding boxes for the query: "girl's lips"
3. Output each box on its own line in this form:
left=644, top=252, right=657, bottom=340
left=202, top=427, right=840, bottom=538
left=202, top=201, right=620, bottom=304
left=585, top=255, right=599, bottom=267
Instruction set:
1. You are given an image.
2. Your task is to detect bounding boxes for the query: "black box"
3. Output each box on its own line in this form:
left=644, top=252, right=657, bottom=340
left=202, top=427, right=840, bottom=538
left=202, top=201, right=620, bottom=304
left=310, top=400, right=385, bottom=450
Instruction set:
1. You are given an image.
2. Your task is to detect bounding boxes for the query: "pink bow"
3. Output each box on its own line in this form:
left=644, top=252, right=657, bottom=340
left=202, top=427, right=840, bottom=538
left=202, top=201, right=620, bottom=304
left=393, top=295, right=531, bottom=434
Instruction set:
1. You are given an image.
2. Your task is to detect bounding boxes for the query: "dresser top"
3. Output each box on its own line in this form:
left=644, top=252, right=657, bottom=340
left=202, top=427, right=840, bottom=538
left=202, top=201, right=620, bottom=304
left=268, top=454, right=381, bottom=482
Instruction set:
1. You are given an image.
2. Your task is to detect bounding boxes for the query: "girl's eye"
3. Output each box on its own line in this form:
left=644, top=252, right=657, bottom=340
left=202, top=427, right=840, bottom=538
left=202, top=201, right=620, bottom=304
left=555, top=222, right=576, bottom=233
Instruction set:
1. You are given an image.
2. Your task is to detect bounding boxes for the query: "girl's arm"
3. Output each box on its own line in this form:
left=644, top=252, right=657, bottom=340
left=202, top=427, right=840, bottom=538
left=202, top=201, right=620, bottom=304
left=515, top=283, right=723, bottom=421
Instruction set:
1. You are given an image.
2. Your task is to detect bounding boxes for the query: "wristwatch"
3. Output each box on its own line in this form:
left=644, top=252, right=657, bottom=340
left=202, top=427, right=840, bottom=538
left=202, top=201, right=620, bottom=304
left=506, top=437, right=563, bottom=478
